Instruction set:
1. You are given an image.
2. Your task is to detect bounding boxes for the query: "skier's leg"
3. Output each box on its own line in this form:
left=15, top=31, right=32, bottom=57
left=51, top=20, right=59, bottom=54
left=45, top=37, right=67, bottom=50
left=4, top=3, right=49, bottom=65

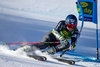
left=19, top=32, right=57, bottom=52
left=44, top=42, right=70, bottom=54
left=54, top=43, right=70, bottom=52
left=32, top=31, right=58, bottom=49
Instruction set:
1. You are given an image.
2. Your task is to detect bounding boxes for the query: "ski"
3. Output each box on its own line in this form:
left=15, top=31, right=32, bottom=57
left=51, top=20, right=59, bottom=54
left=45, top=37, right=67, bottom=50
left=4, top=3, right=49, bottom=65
left=28, top=55, right=47, bottom=61
left=54, top=58, right=75, bottom=65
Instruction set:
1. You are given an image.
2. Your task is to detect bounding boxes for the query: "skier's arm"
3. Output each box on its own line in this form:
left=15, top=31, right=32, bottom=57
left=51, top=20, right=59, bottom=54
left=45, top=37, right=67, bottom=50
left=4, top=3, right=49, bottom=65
left=52, top=21, right=64, bottom=39
left=70, top=29, right=80, bottom=50
left=52, top=29, right=65, bottom=41
left=72, top=29, right=80, bottom=42
left=52, top=21, right=68, bottom=45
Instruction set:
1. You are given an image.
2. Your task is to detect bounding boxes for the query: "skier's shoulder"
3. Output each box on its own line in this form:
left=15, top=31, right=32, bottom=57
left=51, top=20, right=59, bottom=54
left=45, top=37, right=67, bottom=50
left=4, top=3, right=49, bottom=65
left=59, top=20, right=65, bottom=24
left=54, top=20, right=65, bottom=31
left=57, top=20, right=65, bottom=25
left=73, top=27, right=79, bottom=34
left=75, top=27, right=78, bottom=31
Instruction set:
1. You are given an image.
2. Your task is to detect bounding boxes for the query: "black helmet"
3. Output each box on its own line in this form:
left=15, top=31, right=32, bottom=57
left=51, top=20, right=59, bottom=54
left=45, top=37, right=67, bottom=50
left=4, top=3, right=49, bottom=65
left=65, top=14, right=77, bottom=29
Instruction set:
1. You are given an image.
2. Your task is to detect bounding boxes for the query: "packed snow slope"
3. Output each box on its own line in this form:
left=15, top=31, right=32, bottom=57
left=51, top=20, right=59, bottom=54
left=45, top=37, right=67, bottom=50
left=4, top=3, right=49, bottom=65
left=0, top=0, right=100, bottom=67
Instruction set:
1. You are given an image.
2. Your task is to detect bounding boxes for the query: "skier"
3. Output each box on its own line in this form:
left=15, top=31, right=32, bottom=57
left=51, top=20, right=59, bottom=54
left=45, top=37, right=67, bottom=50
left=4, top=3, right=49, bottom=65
left=20, top=14, right=80, bottom=55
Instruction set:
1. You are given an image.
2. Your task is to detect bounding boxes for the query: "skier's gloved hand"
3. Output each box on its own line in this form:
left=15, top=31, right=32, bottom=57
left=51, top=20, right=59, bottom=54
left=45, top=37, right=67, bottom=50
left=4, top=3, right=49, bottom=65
left=70, top=42, right=76, bottom=51
left=59, top=36, right=68, bottom=45
left=60, top=39, right=68, bottom=45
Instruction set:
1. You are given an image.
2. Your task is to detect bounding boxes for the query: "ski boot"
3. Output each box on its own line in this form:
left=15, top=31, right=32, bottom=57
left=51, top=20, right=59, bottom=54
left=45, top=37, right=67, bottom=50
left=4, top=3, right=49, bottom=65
left=19, top=45, right=32, bottom=52
left=42, top=47, right=56, bottom=55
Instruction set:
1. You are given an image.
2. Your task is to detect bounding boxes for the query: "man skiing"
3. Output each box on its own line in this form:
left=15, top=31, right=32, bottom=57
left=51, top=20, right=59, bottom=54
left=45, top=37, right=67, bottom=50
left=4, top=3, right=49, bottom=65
left=20, top=14, right=80, bottom=55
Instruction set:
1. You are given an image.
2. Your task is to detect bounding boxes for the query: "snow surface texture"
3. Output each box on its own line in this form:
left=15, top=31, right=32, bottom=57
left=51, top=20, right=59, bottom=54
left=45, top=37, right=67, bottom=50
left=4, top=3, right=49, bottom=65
left=0, top=0, right=100, bottom=67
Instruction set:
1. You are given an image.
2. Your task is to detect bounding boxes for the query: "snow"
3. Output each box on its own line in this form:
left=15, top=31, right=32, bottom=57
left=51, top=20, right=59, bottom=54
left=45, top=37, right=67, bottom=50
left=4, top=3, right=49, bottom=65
left=0, top=0, right=100, bottom=67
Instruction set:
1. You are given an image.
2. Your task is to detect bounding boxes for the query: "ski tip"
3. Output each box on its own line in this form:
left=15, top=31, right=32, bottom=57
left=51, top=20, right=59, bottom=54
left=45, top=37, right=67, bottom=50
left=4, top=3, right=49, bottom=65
left=54, top=58, right=75, bottom=65
left=42, top=57, right=47, bottom=61
left=69, top=61, right=75, bottom=65
left=28, top=55, right=47, bottom=61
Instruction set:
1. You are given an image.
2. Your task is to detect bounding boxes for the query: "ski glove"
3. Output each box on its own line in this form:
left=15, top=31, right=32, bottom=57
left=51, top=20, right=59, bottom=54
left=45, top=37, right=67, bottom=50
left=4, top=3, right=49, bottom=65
left=70, top=42, right=76, bottom=51
left=60, top=36, right=68, bottom=45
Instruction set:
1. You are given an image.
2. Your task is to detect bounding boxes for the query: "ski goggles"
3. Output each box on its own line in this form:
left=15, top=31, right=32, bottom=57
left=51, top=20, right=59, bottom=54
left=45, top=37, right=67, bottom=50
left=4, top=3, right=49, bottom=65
left=66, top=23, right=77, bottom=29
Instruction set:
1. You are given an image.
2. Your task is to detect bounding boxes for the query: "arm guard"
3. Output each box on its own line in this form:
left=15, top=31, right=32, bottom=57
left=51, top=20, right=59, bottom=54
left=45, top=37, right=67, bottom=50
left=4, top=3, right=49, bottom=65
left=52, top=29, right=63, bottom=40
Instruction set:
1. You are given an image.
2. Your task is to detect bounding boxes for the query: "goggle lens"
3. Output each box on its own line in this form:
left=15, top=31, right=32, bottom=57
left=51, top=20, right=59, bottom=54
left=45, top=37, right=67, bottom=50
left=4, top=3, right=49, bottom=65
left=66, top=23, right=77, bottom=29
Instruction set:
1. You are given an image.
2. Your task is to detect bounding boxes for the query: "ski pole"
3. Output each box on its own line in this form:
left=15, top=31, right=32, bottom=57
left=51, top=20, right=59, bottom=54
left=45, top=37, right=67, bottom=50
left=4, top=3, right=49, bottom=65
left=60, top=48, right=70, bottom=57
left=3, top=41, right=60, bottom=45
